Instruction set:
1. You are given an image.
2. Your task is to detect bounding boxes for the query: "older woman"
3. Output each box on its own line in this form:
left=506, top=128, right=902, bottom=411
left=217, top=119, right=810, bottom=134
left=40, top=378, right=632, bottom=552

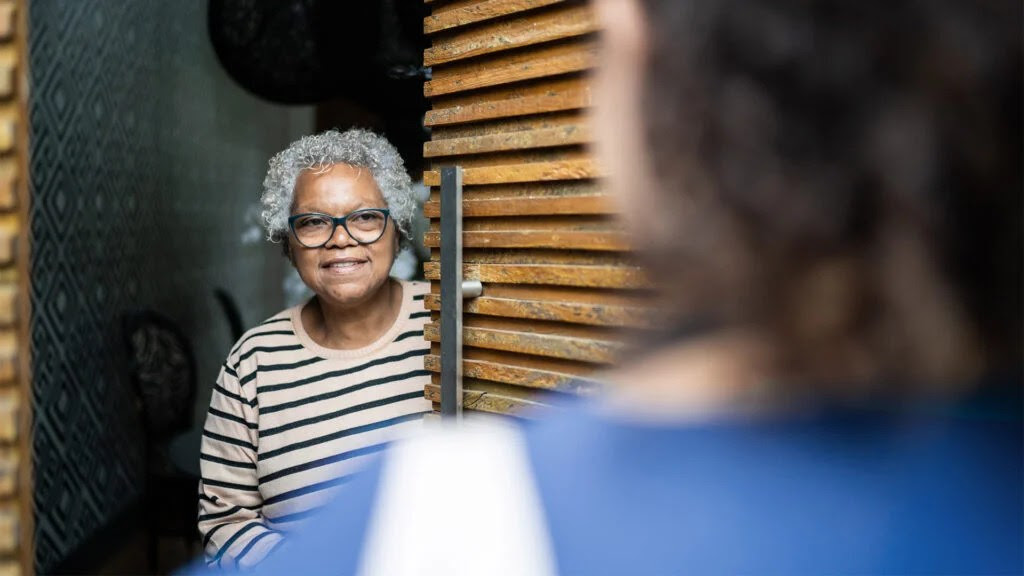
left=197, top=129, right=433, bottom=569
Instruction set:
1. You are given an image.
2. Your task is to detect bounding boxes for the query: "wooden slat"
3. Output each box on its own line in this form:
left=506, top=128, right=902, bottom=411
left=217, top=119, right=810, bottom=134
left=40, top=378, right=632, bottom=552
left=424, top=262, right=647, bottom=288
left=0, top=505, right=14, bottom=554
left=423, top=158, right=600, bottom=186
left=0, top=227, right=15, bottom=267
left=424, top=383, right=549, bottom=415
left=0, top=4, right=13, bottom=42
left=434, top=369, right=592, bottom=397
left=451, top=248, right=629, bottom=266
left=0, top=62, right=13, bottom=102
left=0, top=331, right=17, bottom=384
left=424, top=294, right=649, bottom=327
left=431, top=74, right=586, bottom=112
left=0, top=117, right=14, bottom=156
left=428, top=214, right=614, bottom=231
left=425, top=4, right=597, bottom=66
left=0, top=160, right=16, bottom=211
left=424, top=194, right=614, bottom=217
left=424, top=123, right=591, bottom=157
left=0, top=451, right=15, bottom=498
left=462, top=312, right=620, bottom=339
left=433, top=282, right=652, bottom=307
left=426, top=77, right=590, bottom=126
left=0, top=286, right=16, bottom=327
left=428, top=180, right=600, bottom=201
left=433, top=146, right=588, bottom=169
left=461, top=345, right=603, bottom=372
left=430, top=108, right=582, bottom=140
left=0, top=390, right=15, bottom=443
left=425, top=322, right=620, bottom=363
left=425, top=40, right=597, bottom=97
left=425, top=0, right=566, bottom=34
left=424, top=230, right=628, bottom=251
left=425, top=354, right=601, bottom=393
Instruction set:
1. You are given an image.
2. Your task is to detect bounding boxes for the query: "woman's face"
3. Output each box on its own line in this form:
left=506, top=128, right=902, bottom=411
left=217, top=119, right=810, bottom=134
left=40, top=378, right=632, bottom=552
left=288, top=163, right=397, bottom=309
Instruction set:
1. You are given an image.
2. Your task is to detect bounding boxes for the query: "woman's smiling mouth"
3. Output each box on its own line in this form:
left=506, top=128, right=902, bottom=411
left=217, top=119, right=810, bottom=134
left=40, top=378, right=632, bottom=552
left=321, top=257, right=368, bottom=274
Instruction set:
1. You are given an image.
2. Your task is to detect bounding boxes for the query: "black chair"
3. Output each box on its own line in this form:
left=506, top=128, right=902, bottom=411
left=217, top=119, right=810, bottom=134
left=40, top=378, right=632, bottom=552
left=213, top=287, right=245, bottom=343
left=122, top=311, right=199, bottom=573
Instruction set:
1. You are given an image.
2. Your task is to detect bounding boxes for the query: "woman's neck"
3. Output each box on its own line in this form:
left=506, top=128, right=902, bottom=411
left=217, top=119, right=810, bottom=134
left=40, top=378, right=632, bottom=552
left=304, top=279, right=403, bottom=350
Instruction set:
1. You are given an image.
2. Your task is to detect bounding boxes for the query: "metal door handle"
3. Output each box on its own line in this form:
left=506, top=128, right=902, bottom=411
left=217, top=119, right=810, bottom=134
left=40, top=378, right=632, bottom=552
left=439, top=166, right=481, bottom=420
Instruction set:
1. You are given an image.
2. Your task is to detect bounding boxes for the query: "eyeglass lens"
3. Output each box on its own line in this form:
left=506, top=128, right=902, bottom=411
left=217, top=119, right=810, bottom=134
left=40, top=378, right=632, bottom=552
left=292, top=210, right=387, bottom=247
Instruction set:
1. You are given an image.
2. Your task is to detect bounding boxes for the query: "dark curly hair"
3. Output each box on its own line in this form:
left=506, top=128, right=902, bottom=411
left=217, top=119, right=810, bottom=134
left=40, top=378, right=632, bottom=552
left=638, top=0, right=1021, bottom=388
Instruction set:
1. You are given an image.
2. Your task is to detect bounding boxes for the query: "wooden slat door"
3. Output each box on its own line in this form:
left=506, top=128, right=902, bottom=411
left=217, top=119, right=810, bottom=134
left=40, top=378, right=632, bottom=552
left=0, top=1, right=30, bottom=573
left=422, top=0, right=645, bottom=415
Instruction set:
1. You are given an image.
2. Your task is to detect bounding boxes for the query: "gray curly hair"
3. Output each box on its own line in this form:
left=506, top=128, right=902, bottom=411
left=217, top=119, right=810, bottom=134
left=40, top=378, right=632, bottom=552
left=261, top=128, right=417, bottom=249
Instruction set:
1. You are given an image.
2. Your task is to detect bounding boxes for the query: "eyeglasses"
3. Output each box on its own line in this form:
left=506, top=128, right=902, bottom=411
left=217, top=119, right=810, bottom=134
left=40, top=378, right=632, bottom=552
left=287, top=208, right=391, bottom=248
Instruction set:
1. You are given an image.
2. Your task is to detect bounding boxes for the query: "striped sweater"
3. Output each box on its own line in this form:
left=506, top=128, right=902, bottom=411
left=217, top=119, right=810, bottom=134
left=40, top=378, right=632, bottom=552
left=197, top=280, right=433, bottom=569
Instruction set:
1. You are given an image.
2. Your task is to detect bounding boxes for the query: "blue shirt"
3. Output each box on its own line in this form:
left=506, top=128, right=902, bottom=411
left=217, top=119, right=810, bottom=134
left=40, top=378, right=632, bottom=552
left=221, top=385, right=1022, bottom=574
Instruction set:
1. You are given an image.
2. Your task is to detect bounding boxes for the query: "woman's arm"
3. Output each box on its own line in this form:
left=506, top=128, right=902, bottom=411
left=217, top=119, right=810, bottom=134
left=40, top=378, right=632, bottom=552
left=198, top=363, right=282, bottom=569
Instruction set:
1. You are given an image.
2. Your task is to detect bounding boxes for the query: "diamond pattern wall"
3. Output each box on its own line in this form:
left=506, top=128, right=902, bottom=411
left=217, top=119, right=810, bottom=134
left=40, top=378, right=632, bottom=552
left=28, top=1, right=312, bottom=570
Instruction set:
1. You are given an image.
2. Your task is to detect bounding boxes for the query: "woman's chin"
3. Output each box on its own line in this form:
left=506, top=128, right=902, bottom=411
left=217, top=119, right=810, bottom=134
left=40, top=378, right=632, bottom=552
left=315, top=277, right=388, bottom=308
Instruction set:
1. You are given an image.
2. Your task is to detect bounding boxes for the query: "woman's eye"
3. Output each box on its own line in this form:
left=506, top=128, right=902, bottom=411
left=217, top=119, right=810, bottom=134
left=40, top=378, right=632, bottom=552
left=354, top=213, right=377, bottom=222
left=298, top=217, right=330, bottom=228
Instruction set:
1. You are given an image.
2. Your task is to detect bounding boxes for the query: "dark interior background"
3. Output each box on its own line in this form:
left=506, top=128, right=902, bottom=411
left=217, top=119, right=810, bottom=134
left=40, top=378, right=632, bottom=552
left=28, top=0, right=427, bottom=572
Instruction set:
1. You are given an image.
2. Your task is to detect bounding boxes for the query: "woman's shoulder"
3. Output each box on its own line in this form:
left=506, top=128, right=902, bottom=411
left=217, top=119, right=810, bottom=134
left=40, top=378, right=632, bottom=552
left=223, top=306, right=300, bottom=366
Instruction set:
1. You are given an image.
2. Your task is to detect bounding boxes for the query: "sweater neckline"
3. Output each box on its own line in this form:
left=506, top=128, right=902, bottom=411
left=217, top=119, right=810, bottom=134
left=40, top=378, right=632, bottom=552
left=290, top=280, right=411, bottom=360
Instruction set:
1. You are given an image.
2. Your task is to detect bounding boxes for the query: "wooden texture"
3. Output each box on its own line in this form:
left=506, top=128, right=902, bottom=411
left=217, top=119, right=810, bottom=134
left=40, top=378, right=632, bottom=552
left=424, top=0, right=566, bottom=34
left=424, top=382, right=548, bottom=416
left=425, top=40, right=597, bottom=97
left=425, top=0, right=648, bottom=416
left=424, top=123, right=591, bottom=157
left=0, top=451, right=16, bottom=498
left=0, top=4, right=12, bottom=42
left=0, top=391, right=15, bottom=443
left=0, top=505, right=13, bottom=555
left=426, top=76, right=591, bottom=127
left=423, top=294, right=650, bottom=327
left=424, top=354, right=600, bottom=394
left=423, top=158, right=601, bottom=186
left=0, top=161, right=16, bottom=211
left=424, top=230, right=628, bottom=251
left=0, top=2, right=29, bottom=571
left=424, top=262, right=646, bottom=289
left=423, top=194, right=614, bottom=218
left=424, top=4, right=596, bottom=66
left=425, top=322, right=621, bottom=363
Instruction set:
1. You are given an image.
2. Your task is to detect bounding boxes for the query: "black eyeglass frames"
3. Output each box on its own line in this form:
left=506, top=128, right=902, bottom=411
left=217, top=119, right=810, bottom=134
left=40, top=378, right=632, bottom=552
left=287, top=208, right=391, bottom=248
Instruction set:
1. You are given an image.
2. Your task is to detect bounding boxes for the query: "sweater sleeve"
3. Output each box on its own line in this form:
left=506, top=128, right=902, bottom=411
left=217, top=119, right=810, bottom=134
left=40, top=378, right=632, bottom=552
left=198, top=363, right=282, bottom=569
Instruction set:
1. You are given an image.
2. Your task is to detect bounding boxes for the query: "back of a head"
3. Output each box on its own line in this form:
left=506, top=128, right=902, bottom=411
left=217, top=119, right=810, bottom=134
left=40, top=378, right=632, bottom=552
left=636, top=0, right=1021, bottom=393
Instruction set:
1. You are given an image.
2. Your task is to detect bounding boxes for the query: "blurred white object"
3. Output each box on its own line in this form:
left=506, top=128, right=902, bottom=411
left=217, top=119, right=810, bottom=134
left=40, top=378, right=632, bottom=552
left=359, top=419, right=556, bottom=576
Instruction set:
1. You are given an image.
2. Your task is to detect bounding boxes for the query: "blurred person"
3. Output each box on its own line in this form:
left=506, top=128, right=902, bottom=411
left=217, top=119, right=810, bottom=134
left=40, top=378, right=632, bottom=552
left=223, top=0, right=1018, bottom=574
left=197, top=129, right=433, bottom=569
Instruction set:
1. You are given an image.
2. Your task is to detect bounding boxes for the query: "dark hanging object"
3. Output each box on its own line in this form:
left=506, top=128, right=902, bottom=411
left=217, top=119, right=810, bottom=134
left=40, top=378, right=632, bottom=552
left=208, top=0, right=427, bottom=105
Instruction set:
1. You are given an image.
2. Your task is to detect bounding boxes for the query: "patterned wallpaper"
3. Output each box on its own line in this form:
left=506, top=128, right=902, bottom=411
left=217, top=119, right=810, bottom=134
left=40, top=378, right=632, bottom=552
left=28, top=1, right=312, bottom=570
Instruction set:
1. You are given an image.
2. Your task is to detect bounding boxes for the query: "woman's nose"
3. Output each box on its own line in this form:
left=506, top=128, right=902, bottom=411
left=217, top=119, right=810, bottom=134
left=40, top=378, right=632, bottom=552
left=324, top=221, right=357, bottom=248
